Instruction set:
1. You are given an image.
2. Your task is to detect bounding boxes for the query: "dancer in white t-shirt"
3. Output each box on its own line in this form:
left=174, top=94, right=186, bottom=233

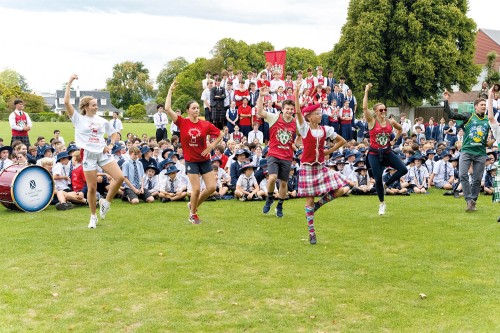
left=64, top=74, right=124, bottom=229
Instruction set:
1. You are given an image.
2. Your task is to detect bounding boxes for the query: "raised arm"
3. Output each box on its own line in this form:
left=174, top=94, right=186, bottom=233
left=488, top=87, right=496, bottom=125
left=443, top=90, right=470, bottom=121
left=295, top=79, right=305, bottom=126
left=256, top=86, right=269, bottom=120
left=64, top=74, right=78, bottom=118
left=165, top=81, right=178, bottom=123
left=362, top=83, right=375, bottom=126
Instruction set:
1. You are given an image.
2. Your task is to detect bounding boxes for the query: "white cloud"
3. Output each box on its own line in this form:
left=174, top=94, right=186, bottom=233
left=0, top=0, right=496, bottom=93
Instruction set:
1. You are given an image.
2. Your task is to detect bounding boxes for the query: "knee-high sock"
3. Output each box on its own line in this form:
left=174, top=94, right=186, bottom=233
left=305, top=206, right=315, bottom=235
left=315, top=190, right=335, bottom=210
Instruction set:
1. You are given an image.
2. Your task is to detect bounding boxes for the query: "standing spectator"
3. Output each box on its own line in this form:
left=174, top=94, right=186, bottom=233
left=9, top=99, right=32, bottom=147
left=234, top=80, right=250, bottom=109
left=201, top=80, right=213, bottom=123
left=248, top=122, right=264, bottom=145
left=338, top=76, right=349, bottom=95
left=325, top=70, right=337, bottom=90
left=248, top=82, right=259, bottom=108
left=165, top=80, right=224, bottom=224
left=201, top=70, right=212, bottom=90
left=444, top=90, right=492, bottom=212
left=210, top=78, right=226, bottom=130
left=425, top=118, right=438, bottom=140
left=53, top=129, right=65, bottom=145
left=399, top=113, right=412, bottom=137
left=339, top=100, right=353, bottom=141
left=154, top=104, right=168, bottom=142
left=109, top=111, right=123, bottom=135
left=238, top=98, right=252, bottom=138
left=225, top=101, right=239, bottom=134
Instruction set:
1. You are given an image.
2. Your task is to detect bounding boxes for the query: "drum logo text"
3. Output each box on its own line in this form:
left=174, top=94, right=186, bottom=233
left=29, top=180, right=36, bottom=189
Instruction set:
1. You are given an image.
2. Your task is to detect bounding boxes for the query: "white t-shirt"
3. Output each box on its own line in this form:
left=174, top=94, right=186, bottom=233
left=71, top=112, right=115, bottom=153
left=53, top=162, right=71, bottom=190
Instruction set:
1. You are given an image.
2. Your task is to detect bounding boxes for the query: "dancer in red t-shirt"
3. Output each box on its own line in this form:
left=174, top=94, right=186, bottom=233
left=165, top=80, right=224, bottom=224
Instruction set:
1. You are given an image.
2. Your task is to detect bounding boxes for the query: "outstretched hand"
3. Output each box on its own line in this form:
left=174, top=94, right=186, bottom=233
left=169, top=80, right=178, bottom=91
left=69, top=74, right=78, bottom=82
left=365, top=83, right=373, bottom=92
left=443, top=90, right=449, bottom=101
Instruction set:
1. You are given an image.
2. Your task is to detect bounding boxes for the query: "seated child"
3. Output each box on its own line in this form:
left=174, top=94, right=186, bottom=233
left=409, top=156, right=429, bottom=194
left=122, top=146, right=155, bottom=204
left=351, top=166, right=376, bottom=195
left=143, top=164, right=160, bottom=199
left=159, top=165, right=188, bottom=202
left=234, top=163, right=260, bottom=201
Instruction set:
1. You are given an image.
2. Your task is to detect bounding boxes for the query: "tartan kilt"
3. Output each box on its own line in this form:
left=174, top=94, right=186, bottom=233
left=10, top=135, right=31, bottom=147
left=298, top=163, right=348, bottom=197
left=493, top=173, right=500, bottom=203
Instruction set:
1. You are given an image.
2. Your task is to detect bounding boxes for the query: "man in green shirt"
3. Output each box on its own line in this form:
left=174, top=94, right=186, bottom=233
left=443, top=91, right=493, bottom=212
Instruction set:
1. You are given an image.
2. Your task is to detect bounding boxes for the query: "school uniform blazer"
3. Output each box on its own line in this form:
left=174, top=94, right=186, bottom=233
left=229, top=161, right=242, bottom=186
left=355, top=120, right=368, bottom=139
left=325, top=77, right=337, bottom=90
left=210, top=86, right=226, bottom=109
left=425, top=125, right=438, bottom=140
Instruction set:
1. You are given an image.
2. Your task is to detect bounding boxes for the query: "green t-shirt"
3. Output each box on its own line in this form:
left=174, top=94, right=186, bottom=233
left=462, top=113, right=489, bottom=155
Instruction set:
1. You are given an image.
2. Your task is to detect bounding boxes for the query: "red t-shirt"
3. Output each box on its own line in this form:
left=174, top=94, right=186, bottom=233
left=71, top=165, right=86, bottom=192
left=238, top=105, right=252, bottom=127
left=175, top=117, right=221, bottom=162
left=234, top=89, right=249, bottom=108
left=257, top=80, right=270, bottom=88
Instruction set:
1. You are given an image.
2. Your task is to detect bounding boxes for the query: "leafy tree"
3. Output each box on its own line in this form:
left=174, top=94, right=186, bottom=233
left=0, top=68, right=29, bottom=91
left=106, top=61, right=154, bottom=110
left=126, top=103, right=147, bottom=119
left=156, top=57, right=189, bottom=101
left=284, top=47, right=320, bottom=74
left=485, top=51, right=500, bottom=85
left=329, top=0, right=480, bottom=112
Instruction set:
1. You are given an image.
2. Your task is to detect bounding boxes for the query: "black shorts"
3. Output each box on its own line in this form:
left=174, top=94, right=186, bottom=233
left=185, top=160, right=213, bottom=175
left=124, top=188, right=152, bottom=201
left=267, top=156, right=292, bottom=181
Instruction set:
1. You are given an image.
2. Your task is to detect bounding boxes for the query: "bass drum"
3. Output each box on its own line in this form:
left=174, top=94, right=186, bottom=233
left=0, top=164, right=55, bottom=212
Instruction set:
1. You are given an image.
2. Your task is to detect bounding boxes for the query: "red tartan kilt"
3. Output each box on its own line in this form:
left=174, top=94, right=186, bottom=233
left=298, top=163, right=348, bottom=197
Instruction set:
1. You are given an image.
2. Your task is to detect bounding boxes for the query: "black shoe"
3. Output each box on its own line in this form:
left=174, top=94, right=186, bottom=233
left=453, top=191, right=461, bottom=199
left=309, top=233, right=317, bottom=245
left=443, top=191, right=453, bottom=196
left=161, top=198, right=171, bottom=203
left=497, top=216, right=500, bottom=223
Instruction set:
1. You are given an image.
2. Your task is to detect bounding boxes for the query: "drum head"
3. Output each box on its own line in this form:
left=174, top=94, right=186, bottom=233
left=12, top=165, right=54, bottom=212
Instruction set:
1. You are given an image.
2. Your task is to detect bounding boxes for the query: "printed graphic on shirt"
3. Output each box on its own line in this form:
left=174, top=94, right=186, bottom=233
left=468, top=123, right=487, bottom=143
left=89, top=122, right=100, bottom=143
left=276, top=129, right=293, bottom=146
left=375, top=133, right=390, bottom=146
left=188, top=128, right=202, bottom=146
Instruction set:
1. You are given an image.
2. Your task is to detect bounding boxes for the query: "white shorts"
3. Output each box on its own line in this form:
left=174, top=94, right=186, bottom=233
left=82, top=150, right=113, bottom=172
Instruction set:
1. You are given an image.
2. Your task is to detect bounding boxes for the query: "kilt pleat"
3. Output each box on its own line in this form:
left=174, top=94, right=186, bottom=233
left=298, top=163, right=348, bottom=197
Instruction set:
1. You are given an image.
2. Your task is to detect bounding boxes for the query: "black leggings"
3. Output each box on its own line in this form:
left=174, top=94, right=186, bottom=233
left=367, top=152, right=408, bottom=202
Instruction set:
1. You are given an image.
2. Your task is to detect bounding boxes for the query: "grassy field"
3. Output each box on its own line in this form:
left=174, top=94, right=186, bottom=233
left=1, top=189, right=499, bottom=332
left=0, top=121, right=159, bottom=146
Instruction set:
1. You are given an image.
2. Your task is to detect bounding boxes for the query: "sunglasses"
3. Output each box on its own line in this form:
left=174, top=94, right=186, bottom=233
left=378, top=108, right=388, bottom=112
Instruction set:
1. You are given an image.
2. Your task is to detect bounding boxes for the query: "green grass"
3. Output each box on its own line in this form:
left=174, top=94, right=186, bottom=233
left=1, top=190, right=499, bottom=332
left=0, top=121, right=158, bottom=145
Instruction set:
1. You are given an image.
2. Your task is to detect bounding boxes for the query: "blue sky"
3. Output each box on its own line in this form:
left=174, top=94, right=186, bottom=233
left=0, top=0, right=496, bottom=92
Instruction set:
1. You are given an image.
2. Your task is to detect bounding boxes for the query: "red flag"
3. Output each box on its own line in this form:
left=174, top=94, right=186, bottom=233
left=264, top=50, right=286, bottom=80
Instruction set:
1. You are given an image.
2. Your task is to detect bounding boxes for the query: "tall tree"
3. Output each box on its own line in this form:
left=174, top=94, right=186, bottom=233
left=106, top=61, right=154, bottom=110
left=0, top=69, right=30, bottom=91
left=156, top=57, right=189, bottom=100
left=284, top=47, right=320, bottom=74
left=330, top=0, right=480, bottom=111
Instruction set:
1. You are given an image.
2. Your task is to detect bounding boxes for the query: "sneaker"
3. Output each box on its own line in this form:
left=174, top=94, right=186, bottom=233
left=189, top=214, right=201, bottom=224
left=309, top=233, right=317, bottom=245
left=55, top=202, right=65, bottom=211
left=378, top=202, right=386, bottom=215
left=239, top=196, right=247, bottom=202
left=275, top=205, right=284, bottom=218
left=443, top=191, right=453, bottom=196
left=262, top=198, right=274, bottom=214
left=99, top=198, right=110, bottom=219
left=88, top=216, right=98, bottom=229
